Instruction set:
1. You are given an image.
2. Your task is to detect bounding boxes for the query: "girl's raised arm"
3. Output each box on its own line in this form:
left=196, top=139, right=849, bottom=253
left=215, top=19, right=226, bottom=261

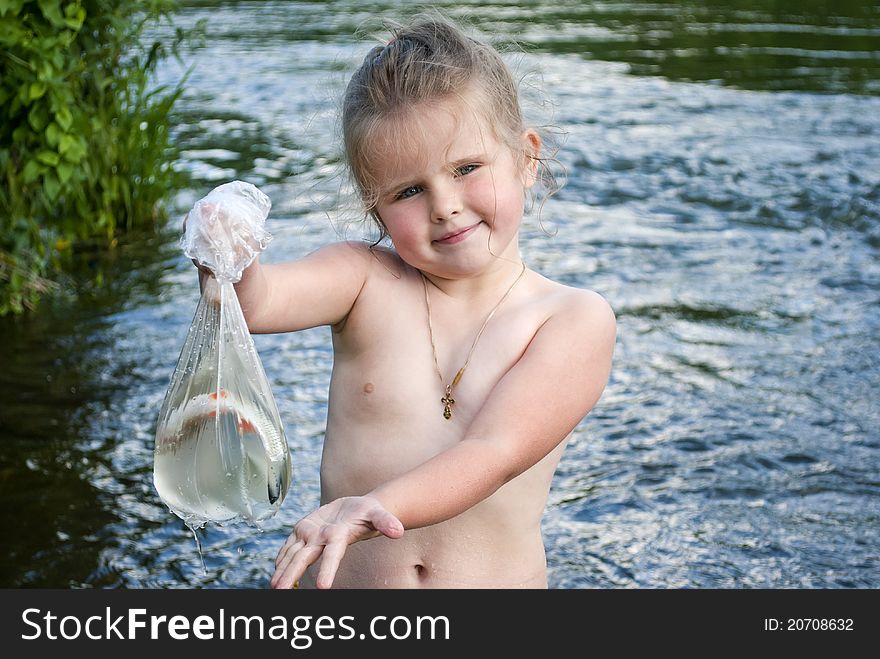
left=233, top=241, right=373, bottom=334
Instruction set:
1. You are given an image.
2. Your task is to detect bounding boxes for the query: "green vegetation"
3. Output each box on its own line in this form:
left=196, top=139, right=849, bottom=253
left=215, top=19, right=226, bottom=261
left=0, top=0, right=192, bottom=315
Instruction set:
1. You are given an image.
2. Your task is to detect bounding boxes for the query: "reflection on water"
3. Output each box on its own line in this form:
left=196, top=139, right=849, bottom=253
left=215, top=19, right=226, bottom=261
left=0, top=233, right=181, bottom=587
left=1, top=0, right=878, bottom=588
left=513, top=0, right=880, bottom=94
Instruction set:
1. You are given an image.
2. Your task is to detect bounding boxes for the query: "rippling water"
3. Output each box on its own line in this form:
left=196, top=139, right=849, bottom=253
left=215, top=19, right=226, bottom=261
left=1, top=0, right=878, bottom=588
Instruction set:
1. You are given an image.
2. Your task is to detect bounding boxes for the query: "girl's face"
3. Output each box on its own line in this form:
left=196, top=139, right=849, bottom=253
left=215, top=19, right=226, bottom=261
left=370, top=98, right=537, bottom=280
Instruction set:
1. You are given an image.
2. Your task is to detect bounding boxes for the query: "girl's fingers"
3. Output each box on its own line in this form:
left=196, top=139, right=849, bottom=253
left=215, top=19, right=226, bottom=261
left=373, top=510, right=404, bottom=539
left=271, top=542, right=323, bottom=590
left=274, top=537, right=305, bottom=568
left=314, top=539, right=348, bottom=590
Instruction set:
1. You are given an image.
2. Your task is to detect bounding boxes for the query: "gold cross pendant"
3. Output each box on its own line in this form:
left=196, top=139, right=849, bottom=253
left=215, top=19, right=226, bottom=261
left=441, top=385, right=455, bottom=420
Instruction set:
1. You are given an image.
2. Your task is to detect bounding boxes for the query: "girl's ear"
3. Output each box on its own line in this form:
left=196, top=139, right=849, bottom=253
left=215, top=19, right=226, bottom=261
left=521, top=129, right=542, bottom=189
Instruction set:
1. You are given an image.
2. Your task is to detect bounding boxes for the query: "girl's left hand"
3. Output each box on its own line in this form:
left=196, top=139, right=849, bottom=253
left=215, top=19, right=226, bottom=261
left=270, top=496, right=404, bottom=589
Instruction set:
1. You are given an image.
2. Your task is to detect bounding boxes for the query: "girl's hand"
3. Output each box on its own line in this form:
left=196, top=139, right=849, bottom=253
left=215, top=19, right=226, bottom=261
left=182, top=210, right=215, bottom=281
left=182, top=181, right=272, bottom=283
left=271, top=496, right=404, bottom=589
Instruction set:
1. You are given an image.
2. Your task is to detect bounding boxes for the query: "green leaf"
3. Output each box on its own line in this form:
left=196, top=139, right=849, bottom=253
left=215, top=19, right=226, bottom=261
left=59, top=135, right=86, bottom=163
left=28, top=105, right=48, bottom=132
left=36, top=150, right=60, bottom=166
left=37, top=0, right=65, bottom=28
left=43, top=171, right=61, bottom=201
left=12, top=125, right=29, bottom=143
left=45, top=122, right=61, bottom=147
left=56, top=161, right=75, bottom=184
left=22, top=160, right=43, bottom=184
left=0, top=1, right=27, bottom=18
left=54, top=105, right=72, bottom=131
left=63, top=4, right=85, bottom=30
left=38, top=61, right=54, bottom=81
left=29, top=81, right=47, bottom=100
left=58, top=134, right=75, bottom=155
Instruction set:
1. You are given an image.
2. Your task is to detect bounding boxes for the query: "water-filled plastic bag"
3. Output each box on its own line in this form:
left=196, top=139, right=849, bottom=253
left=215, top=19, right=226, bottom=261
left=154, top=181, right=291, bottom=529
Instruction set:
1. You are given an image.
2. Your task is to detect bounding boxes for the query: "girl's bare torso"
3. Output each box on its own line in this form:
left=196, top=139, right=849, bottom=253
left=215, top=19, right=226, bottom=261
left=300, top=250, right=573, bottom=588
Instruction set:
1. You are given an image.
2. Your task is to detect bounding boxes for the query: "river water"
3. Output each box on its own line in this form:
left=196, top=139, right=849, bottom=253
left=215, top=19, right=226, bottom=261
left=1, top=0, right=878, bottom=588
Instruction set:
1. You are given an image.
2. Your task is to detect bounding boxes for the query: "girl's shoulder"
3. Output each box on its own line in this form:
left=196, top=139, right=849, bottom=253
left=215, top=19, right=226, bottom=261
left=527, top=274, right=616, bottom=340
left=532, top=272, right=614, bottom=315
left=313, top=241, right=412, bottom=285
left=338, top=241, right=409, bottom=276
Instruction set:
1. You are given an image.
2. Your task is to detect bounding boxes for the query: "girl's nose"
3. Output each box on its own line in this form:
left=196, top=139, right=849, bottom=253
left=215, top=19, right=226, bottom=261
left=430, top=182, right=462, bottom=223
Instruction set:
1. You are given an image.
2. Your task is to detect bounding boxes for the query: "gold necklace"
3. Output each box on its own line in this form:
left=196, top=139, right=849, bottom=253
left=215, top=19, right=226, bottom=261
left=421, top=262, right=527, bottom=420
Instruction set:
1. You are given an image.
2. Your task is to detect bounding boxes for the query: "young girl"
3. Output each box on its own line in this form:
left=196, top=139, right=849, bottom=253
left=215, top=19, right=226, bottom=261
left=198, top=15, right=615, bottom=588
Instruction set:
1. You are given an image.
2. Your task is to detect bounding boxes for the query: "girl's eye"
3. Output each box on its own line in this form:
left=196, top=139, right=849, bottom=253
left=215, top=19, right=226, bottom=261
left=397, top=185, right=422, bottom=200
left=456, top=163, right=479, bottom=176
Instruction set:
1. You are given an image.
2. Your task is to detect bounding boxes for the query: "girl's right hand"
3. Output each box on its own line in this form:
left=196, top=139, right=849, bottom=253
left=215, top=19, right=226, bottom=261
left=181, top=211, right=215, bottom=282
left=181, top=181, right=272, bottom=283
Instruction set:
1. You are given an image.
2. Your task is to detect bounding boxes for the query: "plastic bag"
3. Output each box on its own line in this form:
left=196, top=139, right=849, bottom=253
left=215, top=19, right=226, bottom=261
left=154, top=181, right=291, bottom=530
left=179, top=180, right=273, bottom=284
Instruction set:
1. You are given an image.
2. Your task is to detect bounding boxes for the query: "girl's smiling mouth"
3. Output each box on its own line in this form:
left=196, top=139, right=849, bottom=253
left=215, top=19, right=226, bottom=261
left=434, top=223, right=480, bottom=245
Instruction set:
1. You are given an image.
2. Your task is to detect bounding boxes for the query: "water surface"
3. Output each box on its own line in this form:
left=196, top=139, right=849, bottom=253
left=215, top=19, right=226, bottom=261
left=1, top=0, right=878, bottom=588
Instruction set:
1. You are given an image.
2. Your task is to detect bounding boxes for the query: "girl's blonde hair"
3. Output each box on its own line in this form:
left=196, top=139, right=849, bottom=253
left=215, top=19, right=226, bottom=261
left=342, top=14, right=557, bottom=238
